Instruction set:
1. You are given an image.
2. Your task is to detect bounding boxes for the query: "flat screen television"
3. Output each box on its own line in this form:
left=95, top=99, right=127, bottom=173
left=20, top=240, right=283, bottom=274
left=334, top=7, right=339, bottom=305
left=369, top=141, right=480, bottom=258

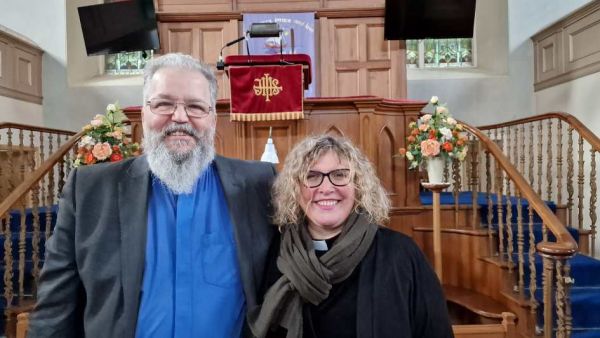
left=384, top=0, right=476, bottom=40
left=78, top=0, right=159, bottom=56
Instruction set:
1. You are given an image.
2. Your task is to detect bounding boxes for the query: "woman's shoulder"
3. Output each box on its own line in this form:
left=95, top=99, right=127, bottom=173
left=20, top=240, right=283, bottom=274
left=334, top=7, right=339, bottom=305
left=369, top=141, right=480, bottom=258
left=374, top=226, right=427, bottom=261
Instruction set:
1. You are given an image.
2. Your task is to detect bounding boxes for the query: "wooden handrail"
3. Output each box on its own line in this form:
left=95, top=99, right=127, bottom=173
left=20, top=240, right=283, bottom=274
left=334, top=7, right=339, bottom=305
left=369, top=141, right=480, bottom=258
left=461, top=121, right=578, bottom=257
left=0, top=122, right=76, bottom=136
left=0, top=131, right=84, bottom=217
left=477, top=112, right=600, bottom=152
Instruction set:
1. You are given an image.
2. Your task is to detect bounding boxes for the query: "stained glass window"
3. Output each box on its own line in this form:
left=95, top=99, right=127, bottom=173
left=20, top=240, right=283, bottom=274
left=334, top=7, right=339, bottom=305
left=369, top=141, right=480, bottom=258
left=407, top=38, right=473, bottom=68
left=104, top=50, right=153, bottom=75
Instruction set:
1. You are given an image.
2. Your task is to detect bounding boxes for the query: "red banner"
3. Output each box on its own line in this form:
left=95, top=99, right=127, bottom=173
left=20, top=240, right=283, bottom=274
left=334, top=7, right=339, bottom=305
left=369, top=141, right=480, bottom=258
left=229, top=65, right=304, bottom=121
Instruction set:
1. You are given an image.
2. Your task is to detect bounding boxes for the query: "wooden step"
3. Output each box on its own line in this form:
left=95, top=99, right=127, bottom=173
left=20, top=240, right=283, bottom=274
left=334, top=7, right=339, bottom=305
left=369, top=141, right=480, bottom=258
left=444, top=285, right=510, bottom=322
left=452, top=312, right=517, bottom=338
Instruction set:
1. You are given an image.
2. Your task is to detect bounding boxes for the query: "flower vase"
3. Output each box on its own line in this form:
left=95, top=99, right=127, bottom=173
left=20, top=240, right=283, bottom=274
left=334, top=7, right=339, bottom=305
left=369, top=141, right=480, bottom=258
left=426, top=157, right=446, bottom=184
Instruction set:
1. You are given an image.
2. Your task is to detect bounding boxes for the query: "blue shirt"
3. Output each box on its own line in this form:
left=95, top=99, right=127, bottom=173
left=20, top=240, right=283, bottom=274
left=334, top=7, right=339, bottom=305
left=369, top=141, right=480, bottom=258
left=135, top=164, right=245, bottom=338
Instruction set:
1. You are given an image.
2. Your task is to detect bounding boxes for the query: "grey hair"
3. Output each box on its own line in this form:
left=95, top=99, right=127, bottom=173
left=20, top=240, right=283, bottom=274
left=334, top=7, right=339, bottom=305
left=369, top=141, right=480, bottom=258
left=142, top=53, right=218, bottom=108
left=272, top=134, right=391, bottom=227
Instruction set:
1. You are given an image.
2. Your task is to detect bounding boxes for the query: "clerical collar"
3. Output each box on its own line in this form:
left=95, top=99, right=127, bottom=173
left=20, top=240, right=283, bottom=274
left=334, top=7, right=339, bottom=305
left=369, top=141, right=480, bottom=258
left=312, top=235, right=340, bottom=252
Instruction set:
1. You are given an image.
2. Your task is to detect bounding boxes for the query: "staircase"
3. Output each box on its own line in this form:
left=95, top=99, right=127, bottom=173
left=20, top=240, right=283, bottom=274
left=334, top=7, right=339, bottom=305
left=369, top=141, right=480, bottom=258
left=419, top=190, right=600, bottom=337
left=0, top=123, right=79, bottom=336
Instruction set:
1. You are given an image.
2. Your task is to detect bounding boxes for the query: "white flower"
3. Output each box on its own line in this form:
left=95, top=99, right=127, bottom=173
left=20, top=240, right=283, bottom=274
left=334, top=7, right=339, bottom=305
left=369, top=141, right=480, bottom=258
left=406, top=152, right=414, bottom=161
left=435, top=106, right=448, bottom=115
left=79, top=135, right=95, bottom=147
left=439, top=127, right=453, bottom=140
left=430, top=96, right=439, bottom=105
left=106, top=103, right=117, bottom=112
left=446, top=117, right=457, bottom=126
left=90, top=118, right=103, bottom=127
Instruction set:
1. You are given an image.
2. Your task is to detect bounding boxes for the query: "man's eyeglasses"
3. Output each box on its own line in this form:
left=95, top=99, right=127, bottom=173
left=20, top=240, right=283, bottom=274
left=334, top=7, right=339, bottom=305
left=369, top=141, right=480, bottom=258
left=146, top=98, right=213, bottom=118
left=304, top=169, right=351, bottom=188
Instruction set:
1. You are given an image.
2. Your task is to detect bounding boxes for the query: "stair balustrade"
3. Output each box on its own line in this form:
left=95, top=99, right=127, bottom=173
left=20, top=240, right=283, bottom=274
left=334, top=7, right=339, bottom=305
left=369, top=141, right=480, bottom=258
left=0, top=128, right=82, bottom=335
left=478, top=113, right=600, bottom=257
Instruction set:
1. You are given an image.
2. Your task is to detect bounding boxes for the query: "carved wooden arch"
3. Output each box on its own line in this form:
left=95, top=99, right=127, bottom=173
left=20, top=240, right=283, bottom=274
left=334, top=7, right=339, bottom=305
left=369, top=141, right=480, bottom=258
left=324, top=125, right=344, bottom=137
left=376, top=124, right=397, bottom=195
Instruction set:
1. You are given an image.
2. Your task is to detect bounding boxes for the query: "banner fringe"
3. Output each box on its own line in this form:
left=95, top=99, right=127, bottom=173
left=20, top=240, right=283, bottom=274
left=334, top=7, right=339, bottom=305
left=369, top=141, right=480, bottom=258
left=230, top=111, right=304, bottom=122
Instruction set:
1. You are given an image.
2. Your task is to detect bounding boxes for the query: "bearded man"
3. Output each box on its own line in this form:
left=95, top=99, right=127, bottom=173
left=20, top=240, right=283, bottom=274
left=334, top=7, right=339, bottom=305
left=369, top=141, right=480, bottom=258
left=27, top=53, right=276, bottom=338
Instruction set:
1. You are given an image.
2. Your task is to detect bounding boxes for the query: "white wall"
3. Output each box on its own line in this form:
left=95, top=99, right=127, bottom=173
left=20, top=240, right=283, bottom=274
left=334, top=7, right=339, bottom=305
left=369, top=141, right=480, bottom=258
left=0, top=0, right=142, bottom=132
left=408, top=0, right=594, bottom=126
left=0, top=96, right=43, bottom=126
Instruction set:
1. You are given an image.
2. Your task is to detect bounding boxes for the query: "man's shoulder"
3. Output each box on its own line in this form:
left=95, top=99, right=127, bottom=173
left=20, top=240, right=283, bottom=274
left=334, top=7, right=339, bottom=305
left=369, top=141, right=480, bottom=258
left=76, top=156, right=139, bottom=177
left=215, top=155, right=275, bottom=175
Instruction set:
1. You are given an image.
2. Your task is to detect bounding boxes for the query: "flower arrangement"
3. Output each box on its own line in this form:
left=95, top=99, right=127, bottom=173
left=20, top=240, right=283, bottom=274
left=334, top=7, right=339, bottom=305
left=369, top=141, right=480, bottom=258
left=73, top=103, right=140, bottom=167
left=398, top=96, right=468, bottom=169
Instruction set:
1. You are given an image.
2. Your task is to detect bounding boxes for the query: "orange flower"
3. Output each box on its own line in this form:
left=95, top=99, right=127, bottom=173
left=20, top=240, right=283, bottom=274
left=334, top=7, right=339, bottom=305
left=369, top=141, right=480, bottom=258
left=457, top=139, right=464, bottom=146
left=110, top=153, right=123, bottom=162
left=398, top=148, right=407, bottom=156
left=411, top=129, right=420, bottom=136
left=442, top=142, right=453, bottom=152
left=85, top=153, right=95, bottom=164
left=429, top=129, right=436, bottom=139
left=407, top=135, right=416, bottom=143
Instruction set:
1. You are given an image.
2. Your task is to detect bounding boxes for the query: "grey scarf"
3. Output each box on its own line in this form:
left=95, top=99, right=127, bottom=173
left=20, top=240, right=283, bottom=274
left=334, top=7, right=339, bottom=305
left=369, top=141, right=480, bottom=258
left=248, top=212, right=378, bottom=338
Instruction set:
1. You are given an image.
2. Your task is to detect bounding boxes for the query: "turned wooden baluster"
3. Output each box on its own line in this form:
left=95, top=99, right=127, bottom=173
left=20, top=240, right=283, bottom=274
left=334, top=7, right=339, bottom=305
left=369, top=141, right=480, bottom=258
left=577, top=135, right=584, bottom=230
left=538, top=122, right=548, bottom=242
left=45, top=134, right=55, bottom=243
left=557, top=121, right=563, bottom=207
left=505, top=127, right=513, bottom=267
left=567, top=128, right=575, bottom=227
left=590, top=150, right=597, bottom=257
left=546, top=120, right=553, bottom=202
left=452, top=159, right=461, bottom=227
left=496, top=152, right=505, bottom=259
left=57, top=135, right=66, bottom=194
left=486, top=148, right=494, bottom=256
left=28, top=131, right=42, bottom=288
left=555, top=258, right=574, bottom=338
left=4, top=128, right=15, bottom=308
left=542, top=257, right=554, bottom=338
left=17, top=129, right=27, bottom=300
left=470, top=138, right=479, bottom=229
left=528, top=123, right=538, bottom=314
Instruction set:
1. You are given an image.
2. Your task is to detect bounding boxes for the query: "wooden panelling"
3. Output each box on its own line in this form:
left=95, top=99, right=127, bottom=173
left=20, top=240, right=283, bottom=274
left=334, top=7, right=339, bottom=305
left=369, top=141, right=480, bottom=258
left=156, top=0, right=232, bottom=13
left=159, top=20, right=237, bottom=99
left=0, top=38, right=12, bottom=89
left=0, top=30, right=42, bottom=104
left=564, top=8, right=600, bottom=71
left=157, top=0, right=383, bottom=12
left=533, top=1, right=600, bottom=91
left=320, top=16, right=406, bottom=98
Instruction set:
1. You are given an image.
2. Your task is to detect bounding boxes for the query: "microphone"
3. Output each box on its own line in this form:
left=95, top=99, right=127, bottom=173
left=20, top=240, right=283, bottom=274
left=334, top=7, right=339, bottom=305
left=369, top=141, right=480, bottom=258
left=217, top=35, right=247, bottom=70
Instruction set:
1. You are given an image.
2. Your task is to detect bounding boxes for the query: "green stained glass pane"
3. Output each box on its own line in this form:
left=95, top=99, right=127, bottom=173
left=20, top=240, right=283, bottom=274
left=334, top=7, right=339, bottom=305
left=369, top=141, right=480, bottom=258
left=405, top=40, right=418, bottom=65
left=105, top=50, right=153, bottom=75
left=459, top=38, right=473, bottom=64
left=424, top=40, right=436, bottom=66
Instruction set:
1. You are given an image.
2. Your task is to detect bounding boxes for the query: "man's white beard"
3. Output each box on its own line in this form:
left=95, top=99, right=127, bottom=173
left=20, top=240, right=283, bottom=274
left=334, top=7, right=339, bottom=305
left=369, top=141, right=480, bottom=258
left=143, top=122, right=215, bottom=194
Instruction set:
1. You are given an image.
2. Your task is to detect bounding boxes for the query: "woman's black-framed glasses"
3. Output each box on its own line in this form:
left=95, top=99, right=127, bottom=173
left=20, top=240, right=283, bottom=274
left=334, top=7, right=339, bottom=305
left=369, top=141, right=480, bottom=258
left=146, top=98, right=213, bottom=118
left=304, top=169, right=351, bottom=188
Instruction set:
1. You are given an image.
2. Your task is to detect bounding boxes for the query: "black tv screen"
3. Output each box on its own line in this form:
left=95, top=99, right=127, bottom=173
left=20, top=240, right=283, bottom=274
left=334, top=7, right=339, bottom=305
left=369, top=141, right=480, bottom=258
left=384, top=0, right=476, bottom=40
left=78, top=0, right=159, bottom=56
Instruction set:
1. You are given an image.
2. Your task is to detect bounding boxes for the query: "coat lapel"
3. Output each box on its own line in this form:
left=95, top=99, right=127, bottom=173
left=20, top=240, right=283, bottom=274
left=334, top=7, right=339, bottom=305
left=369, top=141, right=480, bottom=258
left=214, top=156, right=260, bottom=307
left=118, top=156, right=150, bottom=337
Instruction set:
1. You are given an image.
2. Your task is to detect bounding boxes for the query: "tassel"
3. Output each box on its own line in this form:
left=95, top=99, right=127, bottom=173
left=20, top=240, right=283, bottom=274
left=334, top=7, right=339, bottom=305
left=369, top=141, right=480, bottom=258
left=260, top=127, right=279, bottom=164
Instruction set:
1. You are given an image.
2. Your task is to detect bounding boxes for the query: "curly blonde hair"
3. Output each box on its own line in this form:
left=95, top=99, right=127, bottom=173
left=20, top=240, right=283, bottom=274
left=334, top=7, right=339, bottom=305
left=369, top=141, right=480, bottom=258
left=272, top=135, right=390, bottom=227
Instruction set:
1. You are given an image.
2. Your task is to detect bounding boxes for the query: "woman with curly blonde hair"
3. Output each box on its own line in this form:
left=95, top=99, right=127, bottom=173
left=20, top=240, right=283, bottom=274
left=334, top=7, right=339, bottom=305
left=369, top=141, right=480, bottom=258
left=249, top=135, right=452, bottom=338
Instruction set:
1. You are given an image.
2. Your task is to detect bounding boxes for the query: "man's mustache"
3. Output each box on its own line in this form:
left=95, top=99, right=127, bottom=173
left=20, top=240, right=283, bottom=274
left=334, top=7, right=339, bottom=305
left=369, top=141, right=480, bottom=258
left=161, top=123, right=201, bottom=140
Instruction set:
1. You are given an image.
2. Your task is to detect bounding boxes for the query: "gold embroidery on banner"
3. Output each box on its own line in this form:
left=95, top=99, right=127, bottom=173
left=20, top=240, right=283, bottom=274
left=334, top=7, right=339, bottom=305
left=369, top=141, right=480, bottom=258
left=253, top=73, right=283, bottom=102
